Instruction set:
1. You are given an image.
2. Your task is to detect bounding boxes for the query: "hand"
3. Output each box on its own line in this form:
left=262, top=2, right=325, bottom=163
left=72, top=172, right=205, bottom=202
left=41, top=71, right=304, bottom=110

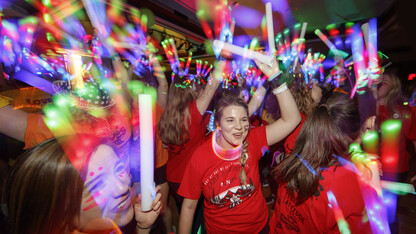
left=212, top=60, right=226, bottom=82
left=254, top=52, right=280, bottom=78
left=362, top=115, right=376, bottom=132
left=134, top=185, right=162, bottom=229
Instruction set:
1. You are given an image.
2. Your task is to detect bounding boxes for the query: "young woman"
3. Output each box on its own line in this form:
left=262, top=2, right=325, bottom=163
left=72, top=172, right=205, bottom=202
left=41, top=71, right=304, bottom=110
left=159, top=62, right=224, bottom=207
left=6, top=135, right=162, bottom=234
left=284, top=78, right=322, bottom=154
left=372, top=71, right=416, bottom=181
left=270, top=94, right=378, bottom=233
left=177, top=58, right=301, bottom=233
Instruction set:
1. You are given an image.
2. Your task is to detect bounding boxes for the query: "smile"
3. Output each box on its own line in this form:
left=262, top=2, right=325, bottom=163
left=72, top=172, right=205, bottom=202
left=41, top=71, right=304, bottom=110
left=112, top=192, right=131, bottom=212
left=233, top=133, right=243, bottom=138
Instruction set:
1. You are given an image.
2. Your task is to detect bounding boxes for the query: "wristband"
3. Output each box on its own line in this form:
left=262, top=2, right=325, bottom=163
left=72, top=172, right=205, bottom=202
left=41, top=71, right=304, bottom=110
left=136, top=224, right=152, bottom=229
left=272, top=82, right=288, bottom=95
left=110, top=54, right=121, bottom=61
left=263, top=72, right=282, bottom=90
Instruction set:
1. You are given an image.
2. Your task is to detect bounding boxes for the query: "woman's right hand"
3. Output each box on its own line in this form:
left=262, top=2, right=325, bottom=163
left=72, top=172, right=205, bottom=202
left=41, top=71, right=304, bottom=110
left=134, top=185, right=162, bottom=230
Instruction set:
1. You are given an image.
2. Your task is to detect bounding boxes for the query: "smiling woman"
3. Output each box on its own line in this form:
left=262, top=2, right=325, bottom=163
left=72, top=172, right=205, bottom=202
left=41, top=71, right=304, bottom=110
left=177, top=58, right=301, bottom=234
left=6, top=135, right=162, bottom=234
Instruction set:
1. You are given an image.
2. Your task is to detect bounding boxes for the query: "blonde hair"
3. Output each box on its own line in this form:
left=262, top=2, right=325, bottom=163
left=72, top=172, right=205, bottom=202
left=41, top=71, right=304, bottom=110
left=382, top=72, right=403, bottom=119
left=160, top=77, right=197, bottom=145
left=290, top=82, right=316, bottom=116
left=239, top=141, right=249, bottom=185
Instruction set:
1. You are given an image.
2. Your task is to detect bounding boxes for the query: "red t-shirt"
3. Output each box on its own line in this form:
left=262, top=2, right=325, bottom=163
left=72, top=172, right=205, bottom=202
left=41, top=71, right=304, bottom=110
left=284, top=113, right=307, bottom=154
left=270, top=165, right=375, bottom=234
left=166, top=100, right=207, bottom=183
left=178, top=126, right=269, bottom=233
left=378, top=105, right=416, bottom=173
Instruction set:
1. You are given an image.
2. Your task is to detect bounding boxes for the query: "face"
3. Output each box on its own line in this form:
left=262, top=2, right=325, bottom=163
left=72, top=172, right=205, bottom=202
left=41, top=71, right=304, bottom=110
left=310, top=80, right=322, bottom=104
left=217, top=105, right=249, bottom=149
left=377, top=74, right=392, bottom=100
left=79, top=144, right=133, bottom=229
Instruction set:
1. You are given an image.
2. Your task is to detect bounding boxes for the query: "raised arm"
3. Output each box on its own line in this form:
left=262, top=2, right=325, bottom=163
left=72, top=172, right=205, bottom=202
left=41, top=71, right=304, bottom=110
left=254, top=59, right=301, bottom=146
left=0, top=105, right=28, bottom=141
left=178, top=198, right=198, bottom=234
left=247, top=86, right=267, bottom=117
left=195, top=61, right=225, bottom=115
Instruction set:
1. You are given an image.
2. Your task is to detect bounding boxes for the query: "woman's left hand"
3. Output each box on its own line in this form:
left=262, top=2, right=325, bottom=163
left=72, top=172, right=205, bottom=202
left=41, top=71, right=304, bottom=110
left=134, top=185, right=162, bottom=229
left=254, top=53, right=280, bottom=78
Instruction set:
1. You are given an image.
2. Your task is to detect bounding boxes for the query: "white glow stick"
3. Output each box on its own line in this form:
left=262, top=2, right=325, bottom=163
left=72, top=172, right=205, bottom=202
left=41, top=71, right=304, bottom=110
left=139, top=94, right=155, bottom=211
left=380, top=180, right=415, bottom=194
left=300, top=22, right=308, bottom=41
left=361, top=22, right=369, bottom=49
left=213, top=40, right=274, bottom=65
left=294, top=22, right=308, bottom=68
left=70, top=54, right=84, bottom=89
left=367, top=18, right=379, bottom=72
left=314, top=29, right=340, bottom=57
left=265, top=2, right=275, bottom=55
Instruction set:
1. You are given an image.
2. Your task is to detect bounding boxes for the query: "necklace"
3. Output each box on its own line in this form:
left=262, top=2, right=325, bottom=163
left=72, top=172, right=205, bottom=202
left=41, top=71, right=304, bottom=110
left=212, top=129, right=242, bottom=161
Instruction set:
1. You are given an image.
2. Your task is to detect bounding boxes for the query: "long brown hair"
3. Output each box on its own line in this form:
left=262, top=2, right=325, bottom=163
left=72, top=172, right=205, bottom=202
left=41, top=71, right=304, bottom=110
left=381, top=71, right=403, bottom=119
left=290, top=80, right=316, bottom=116
left=7, top=136, right=102, bottom=234
left=273, top=93, right=360, bottom=204
left=160, top=75, right=197, bottom=145
left=215, top=94, right=250, bottom=185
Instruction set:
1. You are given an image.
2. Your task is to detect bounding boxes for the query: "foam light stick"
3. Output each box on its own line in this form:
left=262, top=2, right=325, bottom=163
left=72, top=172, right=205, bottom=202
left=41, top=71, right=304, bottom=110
left=139, top=94, right=155, bottom=211
left=362, top=130, right=379, bottom=155
left=326, top=191, right=351, bottom=234
left=380, top=180, right=415, bottom=195
left=365, top=18, right=380, bottom=82
left=70, top=53, right=84, bottom=89
left=213, top=40, right=274, bottom=65
left=380, top=119, right=401, bottom=176
left=265, top=2, right=275, bottom=55
left=349, top=24, right=367, bottom=98
left=314, top=29, right=342, bottom=58
left=13, top=69, right=55, bottom=94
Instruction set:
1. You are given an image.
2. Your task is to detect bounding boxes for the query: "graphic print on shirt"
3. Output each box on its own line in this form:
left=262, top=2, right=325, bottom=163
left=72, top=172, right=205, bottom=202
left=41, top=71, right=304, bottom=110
left=278, top=174, right=325, bottom=232
left=205, top=161, right=255, bottom=209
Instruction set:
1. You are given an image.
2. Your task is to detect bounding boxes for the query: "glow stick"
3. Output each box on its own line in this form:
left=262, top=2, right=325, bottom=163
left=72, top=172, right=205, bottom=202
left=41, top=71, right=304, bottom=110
left=184, top=51, right=192, bottom=75
left=203, top=64, right=213, bottom=78
left=13, top=70, right=55, bottom=94
left=300, top=22, right=308, bottom=43
left=350, top=24, right=366, bottom=98
left=139, top=94, right=155, bottom=211
left=213, top=40, right=274, bottom=65
left=367, top=161, right=382, bottom=196
left=314, top=29, right=340, bottom=57
left=70, top=54, right=84, bottom=89
left=367, top=18, right=379, bottom=79
left=327, top=191, right=351, bottom=234
left=265, top=2, right=275, bottom=55
left=380, top=180, right=415, bottom=194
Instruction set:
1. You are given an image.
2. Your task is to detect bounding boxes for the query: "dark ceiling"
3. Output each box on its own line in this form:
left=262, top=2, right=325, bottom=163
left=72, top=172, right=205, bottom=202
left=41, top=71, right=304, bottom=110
left=3, top=0, right=416, bottom=94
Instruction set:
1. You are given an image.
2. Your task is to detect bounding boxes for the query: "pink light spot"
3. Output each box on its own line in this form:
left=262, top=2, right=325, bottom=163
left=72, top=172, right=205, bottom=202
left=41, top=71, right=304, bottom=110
left=89, top=172, right=95, bottom=177
left=98, top=166, right=103, bottom=170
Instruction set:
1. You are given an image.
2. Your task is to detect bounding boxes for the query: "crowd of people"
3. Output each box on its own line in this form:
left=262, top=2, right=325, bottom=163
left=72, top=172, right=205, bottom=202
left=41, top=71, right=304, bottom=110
left=0, top=1, right=416, bottom=234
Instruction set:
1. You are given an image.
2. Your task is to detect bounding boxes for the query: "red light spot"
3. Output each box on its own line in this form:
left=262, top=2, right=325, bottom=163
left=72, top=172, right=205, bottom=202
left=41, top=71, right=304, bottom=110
left=408, top=73, right=416, bottom=80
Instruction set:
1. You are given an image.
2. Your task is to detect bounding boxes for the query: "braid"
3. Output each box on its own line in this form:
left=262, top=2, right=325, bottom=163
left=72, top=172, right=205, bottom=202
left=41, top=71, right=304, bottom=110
left=239, top=141, right=249, bottom=185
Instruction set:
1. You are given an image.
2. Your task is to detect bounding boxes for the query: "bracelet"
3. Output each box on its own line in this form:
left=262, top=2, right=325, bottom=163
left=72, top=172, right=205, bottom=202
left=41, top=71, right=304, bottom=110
left=136, top=224, right=152, bottom=229
left=268, top=71, right=282, bottom=81
left=110, top=54, right=121, bottom=61
left=272, top=82, right=288, bottom=95
left=263, top=72, right=282, bottom=90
